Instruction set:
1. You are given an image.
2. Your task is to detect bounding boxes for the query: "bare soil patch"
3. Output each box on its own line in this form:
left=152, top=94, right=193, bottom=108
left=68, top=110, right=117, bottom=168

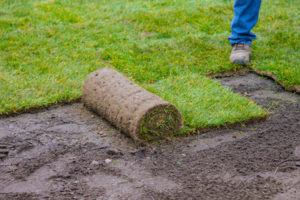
left=0, top=73, right=299, bottom=200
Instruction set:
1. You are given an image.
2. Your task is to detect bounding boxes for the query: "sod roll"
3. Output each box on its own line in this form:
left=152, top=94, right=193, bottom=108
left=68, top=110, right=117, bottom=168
left=82, top=68, right=182, bottom=143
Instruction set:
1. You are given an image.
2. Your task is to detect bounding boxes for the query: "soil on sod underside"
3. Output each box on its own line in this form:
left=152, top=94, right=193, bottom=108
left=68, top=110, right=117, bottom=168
left=0, top=73, right=299, bottom=200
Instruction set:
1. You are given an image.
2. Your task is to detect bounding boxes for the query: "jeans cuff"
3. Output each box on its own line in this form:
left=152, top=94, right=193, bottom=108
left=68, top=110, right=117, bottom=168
left=229, top=40, right=252, bottom=47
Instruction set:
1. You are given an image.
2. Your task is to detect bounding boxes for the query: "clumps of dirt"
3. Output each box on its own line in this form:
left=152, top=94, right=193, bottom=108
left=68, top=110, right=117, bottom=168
left=0, top=144, right=9, bottom=160
left=0, top=136, right=36, bottom=160
left=64, top=142, right=124, bottom=177
left=0, top=193, right=41, bottom=200
left=11, top=143, right=68, bottom=180
left=82, top=68, right=182, bottom=144
left=143, top=176, right=284, bottom=200
left=47, top=180, right=105, bottom=200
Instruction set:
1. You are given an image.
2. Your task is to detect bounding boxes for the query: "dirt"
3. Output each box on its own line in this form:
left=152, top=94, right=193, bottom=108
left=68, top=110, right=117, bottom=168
left=82, top=68, right=182, bottom=144
left=208, top=67, right=300, bottom=94
left=0, top=73, right=299, bottom=200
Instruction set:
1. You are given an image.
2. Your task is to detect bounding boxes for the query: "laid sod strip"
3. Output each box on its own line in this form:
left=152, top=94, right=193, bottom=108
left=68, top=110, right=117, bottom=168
left=82, top=68, right=182, bottom=144
left=0, top=0, right=295, bottom=129
left=253, top=0, right=300, bottom=88
left=143, top=73, right=267, bottom=128
left=252, top=69, right=300, bottom=94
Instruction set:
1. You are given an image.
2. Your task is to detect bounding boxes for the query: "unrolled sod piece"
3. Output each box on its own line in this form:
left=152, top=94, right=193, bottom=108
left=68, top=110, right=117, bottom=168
left=82, top=68, right=182, bottom=144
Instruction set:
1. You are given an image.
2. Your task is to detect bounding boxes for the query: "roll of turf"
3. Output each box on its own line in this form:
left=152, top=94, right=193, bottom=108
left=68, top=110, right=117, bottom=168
left=82, top=68, right=182, bottom=144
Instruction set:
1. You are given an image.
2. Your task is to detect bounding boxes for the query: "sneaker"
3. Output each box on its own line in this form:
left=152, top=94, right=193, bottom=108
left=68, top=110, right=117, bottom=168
left=230, top=43, right=251, bottom=65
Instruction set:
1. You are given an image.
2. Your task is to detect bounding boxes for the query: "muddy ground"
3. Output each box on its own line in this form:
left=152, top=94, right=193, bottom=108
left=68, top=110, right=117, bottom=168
left=0, top=73, right=299, bottom=200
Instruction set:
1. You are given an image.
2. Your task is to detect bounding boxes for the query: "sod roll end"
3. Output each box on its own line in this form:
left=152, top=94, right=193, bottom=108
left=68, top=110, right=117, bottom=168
left=82, top=68, right=182, bottom=144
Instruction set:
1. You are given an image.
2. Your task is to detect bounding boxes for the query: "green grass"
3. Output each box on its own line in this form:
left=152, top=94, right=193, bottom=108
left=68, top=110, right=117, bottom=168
left=253, top=0, right=300, bottom=88
left=143, top=73, right=265, bottom=127
left=1, top=0, right=298, bottom=129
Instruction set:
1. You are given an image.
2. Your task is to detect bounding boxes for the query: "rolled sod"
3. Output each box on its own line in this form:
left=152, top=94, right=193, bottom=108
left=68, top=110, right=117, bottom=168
left=82, top=68, right=182, bottom=143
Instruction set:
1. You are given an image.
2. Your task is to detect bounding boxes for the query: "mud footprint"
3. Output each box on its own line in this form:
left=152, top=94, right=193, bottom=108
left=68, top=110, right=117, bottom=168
left=0, top=144, right=9, bottom=160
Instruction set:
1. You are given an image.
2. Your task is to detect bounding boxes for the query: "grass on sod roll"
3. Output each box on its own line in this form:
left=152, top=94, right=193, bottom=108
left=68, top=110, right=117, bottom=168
left=1, top=0, right=297, bottom=129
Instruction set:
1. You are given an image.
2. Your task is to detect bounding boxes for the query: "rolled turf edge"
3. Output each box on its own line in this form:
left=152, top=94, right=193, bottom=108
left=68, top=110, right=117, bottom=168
left=82, top=68, right=182, bottom=144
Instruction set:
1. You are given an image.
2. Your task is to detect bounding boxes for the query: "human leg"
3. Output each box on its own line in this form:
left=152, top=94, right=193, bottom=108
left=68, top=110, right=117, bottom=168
left=228, top=0, right=262, bottom=46
left=228, top=0, right=262, bottom=65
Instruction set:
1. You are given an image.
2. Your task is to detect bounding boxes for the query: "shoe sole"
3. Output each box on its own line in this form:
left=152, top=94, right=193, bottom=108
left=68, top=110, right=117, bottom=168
left=232, top=59, right=249, bottom=66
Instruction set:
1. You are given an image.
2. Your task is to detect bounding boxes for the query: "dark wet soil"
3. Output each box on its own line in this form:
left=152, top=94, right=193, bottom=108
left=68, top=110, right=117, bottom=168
left=0, top=73, right=299, bottom=200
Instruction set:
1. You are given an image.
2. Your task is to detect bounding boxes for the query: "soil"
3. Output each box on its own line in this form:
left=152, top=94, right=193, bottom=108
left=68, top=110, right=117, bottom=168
left=0, top=73, right=299, bottom=200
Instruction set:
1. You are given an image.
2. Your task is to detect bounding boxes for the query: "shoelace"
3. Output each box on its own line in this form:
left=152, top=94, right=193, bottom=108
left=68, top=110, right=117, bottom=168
left=234, top=43, right=245, bottom=50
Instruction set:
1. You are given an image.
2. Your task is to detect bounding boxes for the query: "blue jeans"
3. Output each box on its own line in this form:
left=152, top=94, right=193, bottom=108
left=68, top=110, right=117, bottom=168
left=228, top=0, right=262, bottom=46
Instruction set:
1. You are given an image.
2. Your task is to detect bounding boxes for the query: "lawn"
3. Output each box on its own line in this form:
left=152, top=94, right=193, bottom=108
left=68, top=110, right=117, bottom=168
left=0, top=0, right=298, bottom=129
